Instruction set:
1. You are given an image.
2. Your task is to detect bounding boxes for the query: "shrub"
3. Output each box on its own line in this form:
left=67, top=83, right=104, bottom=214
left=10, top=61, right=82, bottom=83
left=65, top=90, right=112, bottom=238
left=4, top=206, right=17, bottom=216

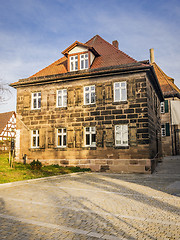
left=30, top=160, right=42, bottom=170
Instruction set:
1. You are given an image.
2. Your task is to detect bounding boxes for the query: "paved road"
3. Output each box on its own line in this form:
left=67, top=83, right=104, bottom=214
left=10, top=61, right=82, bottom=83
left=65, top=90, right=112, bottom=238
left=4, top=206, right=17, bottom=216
left=0, top=156, right=180, bottom=239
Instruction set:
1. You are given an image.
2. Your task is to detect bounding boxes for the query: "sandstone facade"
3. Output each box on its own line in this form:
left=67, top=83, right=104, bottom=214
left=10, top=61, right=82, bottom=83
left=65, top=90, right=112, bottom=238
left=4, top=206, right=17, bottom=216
left=14, top=70, right=162, bottom=173
left=12, top=35, right=164, bottom=173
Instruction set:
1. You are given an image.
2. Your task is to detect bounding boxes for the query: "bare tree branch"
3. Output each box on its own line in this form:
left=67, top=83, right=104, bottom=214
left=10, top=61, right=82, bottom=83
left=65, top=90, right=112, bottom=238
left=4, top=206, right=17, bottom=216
left=0, top=80, right=12, bottom=104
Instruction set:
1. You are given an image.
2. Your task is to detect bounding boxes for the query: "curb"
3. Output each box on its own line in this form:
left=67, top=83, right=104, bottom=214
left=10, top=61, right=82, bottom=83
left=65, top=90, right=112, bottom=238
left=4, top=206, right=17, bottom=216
left=0, top=172, right=89, bottom=188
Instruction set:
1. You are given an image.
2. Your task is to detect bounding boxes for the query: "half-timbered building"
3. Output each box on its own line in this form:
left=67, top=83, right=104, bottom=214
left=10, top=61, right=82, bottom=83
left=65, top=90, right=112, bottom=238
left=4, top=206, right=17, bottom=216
left=0, top=111, right=16, bottom=151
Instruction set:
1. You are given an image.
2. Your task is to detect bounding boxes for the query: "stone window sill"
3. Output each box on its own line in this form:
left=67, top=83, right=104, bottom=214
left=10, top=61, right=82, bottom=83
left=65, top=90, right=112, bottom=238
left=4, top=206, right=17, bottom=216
left=54, top=147, right=67, bottom=151
left=29, top=147, right=45, bottom=151
left=112, top=101, right=128, bottom=105
left=82, top=146, right=97, bottom=150
left=114, top=146, right=129, bottom=149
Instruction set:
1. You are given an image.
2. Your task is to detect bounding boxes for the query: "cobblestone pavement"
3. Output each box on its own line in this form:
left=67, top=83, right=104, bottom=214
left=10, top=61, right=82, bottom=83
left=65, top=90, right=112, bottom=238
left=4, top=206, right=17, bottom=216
left=0, top=156, right=180, bottom=239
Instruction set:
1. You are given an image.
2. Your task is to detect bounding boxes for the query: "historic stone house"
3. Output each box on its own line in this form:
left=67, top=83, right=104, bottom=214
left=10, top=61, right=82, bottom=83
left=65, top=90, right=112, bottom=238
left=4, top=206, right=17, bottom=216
left=149, top=49, right=180, bottom=156
left=11, top=35, right=164, bottom=173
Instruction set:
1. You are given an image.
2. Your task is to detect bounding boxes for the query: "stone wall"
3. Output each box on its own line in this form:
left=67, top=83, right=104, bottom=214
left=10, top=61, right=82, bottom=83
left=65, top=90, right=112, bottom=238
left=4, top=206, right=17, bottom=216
left=16, top=71, right=161, bottom=173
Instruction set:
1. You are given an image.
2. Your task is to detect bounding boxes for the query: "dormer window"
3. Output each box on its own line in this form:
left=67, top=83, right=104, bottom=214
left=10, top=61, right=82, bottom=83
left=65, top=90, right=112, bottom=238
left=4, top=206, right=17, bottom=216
left=80, top=53, right=88, bottom=70
left=70, top=55, right=78, bottom=71
left=62, top=40, right=99, bottom=72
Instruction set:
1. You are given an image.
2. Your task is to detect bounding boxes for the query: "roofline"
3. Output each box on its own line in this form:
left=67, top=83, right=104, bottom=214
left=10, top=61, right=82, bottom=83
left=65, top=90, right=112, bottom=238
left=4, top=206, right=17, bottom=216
left=10, top=63, right=164, bottom=101
left=10, top=63, right=146, bottom=87
left=163, top=92, right=180, bottom=99
left=149, top=65, right=164, bottom=102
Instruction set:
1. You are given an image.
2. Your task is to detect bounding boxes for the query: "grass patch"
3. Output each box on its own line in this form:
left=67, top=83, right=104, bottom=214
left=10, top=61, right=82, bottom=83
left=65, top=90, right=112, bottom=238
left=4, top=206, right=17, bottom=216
left=0, top=153, right=91, bottom=184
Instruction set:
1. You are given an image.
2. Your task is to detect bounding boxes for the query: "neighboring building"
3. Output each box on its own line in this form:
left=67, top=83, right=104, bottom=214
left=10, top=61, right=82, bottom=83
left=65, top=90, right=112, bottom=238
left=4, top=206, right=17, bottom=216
left=0, top=111, right=16, bottom=151
left=150, top=49, right=180, bottom=156
left=10, top=35, right=163, bottom=173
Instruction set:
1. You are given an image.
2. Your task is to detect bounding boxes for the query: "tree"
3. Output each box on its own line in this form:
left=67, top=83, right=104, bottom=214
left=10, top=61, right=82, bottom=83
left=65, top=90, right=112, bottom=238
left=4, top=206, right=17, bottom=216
left=0, top=80, right=12, bottom=104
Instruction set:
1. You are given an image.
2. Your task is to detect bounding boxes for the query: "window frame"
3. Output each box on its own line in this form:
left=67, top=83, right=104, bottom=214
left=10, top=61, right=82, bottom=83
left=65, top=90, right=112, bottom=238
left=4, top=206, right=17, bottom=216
left=160, top=102, right=165, bottom=114
left=161, top=123, right=170, bottom=137
left=161, top=124, right=166, bottom=137
left=113, top=81, right=127, bottom=102
left=31, top=92, right=41, bottom=110
left=85, top=127, right=96, bottom=147
left=70, top=55, right=78, bottom=71
left=56, top=89, right=67, bottom=108
left=84, top=85, right=96, bottom=105
left=31, top=130, right=39, bottom=148
left=115, top=125, right=128, bottom=146
left=80, top=53, right=89, bottom=70
left=57, top=128, right=67, bottom=148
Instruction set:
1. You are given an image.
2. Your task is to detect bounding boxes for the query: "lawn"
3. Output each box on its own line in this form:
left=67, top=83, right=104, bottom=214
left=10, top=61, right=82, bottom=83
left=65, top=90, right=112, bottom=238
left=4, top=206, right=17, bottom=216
left=0, top=153, right=90, bottom=184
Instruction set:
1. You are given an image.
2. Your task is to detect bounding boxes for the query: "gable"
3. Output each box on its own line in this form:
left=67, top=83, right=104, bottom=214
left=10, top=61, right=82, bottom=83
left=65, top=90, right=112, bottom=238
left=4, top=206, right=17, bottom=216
left=0, top=111, right=16, bottom=140
left=69, top=46, right=88, bottom=54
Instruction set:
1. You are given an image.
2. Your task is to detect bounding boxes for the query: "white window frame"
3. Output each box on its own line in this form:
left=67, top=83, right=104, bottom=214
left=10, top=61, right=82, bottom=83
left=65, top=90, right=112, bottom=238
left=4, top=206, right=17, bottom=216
left=85, top=127, right=96, bottom=147
left=84, top=85, right=96, bottom=105
left=160, top=102, right=165, bottom=114
left=80, top=53, right=88, bottom=70
left=115, top=125, right=128, bottom=146
left=32, top=92, right=41, bottom=110
left=57, top=128, right=67, bottom=148
left=31, top=130, right=39, bottom=148
left=56, top=89, right=67, bottom=107
left=70, top=55, right=78, bottom=71
left=161, top=124, right=166, bottom=137
left=114, top=81, right=127, bottom=102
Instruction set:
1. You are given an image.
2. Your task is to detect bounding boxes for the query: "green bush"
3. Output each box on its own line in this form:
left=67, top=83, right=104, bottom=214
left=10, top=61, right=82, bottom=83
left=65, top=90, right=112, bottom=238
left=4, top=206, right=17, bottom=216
left=30, top=160, right=42, bottom=170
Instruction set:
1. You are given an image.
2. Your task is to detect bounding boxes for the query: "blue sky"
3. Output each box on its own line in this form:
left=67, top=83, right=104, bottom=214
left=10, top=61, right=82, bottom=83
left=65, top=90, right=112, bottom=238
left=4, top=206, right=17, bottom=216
left=0, top=0, right=180, bottom=112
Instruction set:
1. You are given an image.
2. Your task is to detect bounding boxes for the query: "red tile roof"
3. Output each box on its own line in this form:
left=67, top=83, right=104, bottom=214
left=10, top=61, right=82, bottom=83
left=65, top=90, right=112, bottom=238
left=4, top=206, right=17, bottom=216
left=0, top=111, right=15, bottom=135
left=86, top=35, right=137, bottom=69
left=30, top=35, right=137, bottom=78
left=30, top=56, right=67, bottom=78
left=152, top=62, right=180, bottom=97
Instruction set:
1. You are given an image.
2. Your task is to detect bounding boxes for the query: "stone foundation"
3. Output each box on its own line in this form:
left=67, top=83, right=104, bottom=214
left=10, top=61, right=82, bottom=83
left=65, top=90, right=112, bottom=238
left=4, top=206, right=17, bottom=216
left=16, top=158, right=152, bottom=174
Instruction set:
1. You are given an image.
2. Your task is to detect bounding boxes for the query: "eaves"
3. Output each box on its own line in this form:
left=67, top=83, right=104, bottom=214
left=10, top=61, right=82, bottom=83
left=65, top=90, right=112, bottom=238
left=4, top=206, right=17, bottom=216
left=10, top=64, right=153, bottom=88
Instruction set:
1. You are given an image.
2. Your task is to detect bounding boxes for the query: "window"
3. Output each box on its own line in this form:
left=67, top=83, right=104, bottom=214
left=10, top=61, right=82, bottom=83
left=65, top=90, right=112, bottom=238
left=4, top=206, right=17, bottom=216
left=57, top=128, right=67, bottom=147
left=31, top=130, right=39, bottom=148
left=161, top=101, right=168, bottom=114
left=84, top=85, right=95, bottom=105
left=115, top=125, right=128, bottom=146
left=161, top=123, right=170, bottom=137
left=70, top=55, right=78, bottom=71
left=161, top=124, right=166, bottom=137
left=57, top=89, right=67, bottom=107
left=85, top=127, right=96, bottom=147
left=114, top=82, right=127, bottom=102
left=160, top=102, right=165, bottom=113
left=80, top=53, right=88, bottom=70
left=32, top=92, right=41, bottom=109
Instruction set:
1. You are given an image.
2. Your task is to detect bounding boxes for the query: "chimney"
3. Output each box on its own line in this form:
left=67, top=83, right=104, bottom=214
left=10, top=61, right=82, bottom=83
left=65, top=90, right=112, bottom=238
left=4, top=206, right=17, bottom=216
left=150, top=48, right=155, bottom=63
left=112, top=40, right=119, bottom=49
